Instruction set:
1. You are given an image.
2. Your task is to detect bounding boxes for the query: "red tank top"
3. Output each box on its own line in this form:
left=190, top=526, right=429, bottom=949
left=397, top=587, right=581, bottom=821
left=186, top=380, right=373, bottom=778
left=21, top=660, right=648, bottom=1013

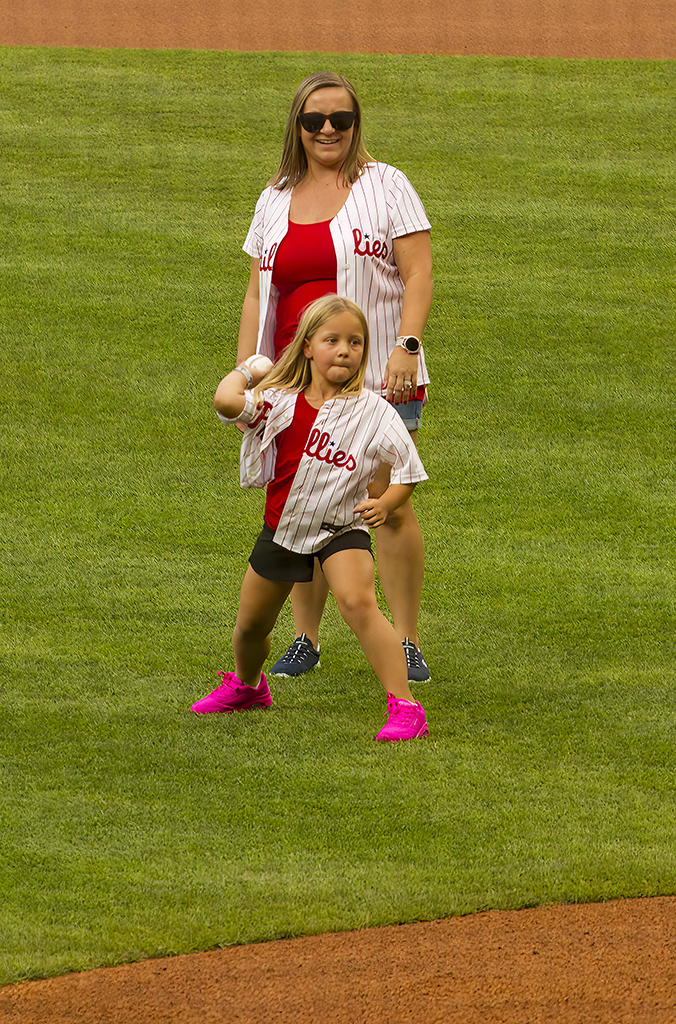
left=271, top=220, right=337, bottom=358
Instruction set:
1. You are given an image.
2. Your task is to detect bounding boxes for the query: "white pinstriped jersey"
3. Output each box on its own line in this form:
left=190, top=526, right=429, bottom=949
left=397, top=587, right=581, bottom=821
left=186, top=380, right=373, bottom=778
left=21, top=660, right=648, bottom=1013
left=243, top=162, right=432, bottom=397
left=218, top=387, right=427, bottom=554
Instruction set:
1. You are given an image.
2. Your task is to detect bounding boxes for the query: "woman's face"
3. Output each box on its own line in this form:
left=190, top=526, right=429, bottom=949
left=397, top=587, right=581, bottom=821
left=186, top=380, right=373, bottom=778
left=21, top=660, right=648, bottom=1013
left=298, top=86, right=356, bottom=173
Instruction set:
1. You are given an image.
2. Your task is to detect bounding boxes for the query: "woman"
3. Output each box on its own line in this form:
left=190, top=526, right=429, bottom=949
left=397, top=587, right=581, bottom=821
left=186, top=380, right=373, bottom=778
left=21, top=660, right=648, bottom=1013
left=236, top=70, right=433, bottom=681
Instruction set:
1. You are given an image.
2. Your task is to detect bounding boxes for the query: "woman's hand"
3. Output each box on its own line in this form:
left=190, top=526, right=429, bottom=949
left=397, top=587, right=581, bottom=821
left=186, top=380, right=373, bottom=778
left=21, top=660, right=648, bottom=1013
left=382, top=347, right=418, bottom=404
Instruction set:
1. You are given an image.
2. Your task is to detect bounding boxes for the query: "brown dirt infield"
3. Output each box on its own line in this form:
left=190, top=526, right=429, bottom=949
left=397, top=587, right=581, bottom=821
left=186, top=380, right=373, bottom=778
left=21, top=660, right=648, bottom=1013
left=1, top=0, right=675, bottom=57
left=2, top=4, right=675, bottom=1022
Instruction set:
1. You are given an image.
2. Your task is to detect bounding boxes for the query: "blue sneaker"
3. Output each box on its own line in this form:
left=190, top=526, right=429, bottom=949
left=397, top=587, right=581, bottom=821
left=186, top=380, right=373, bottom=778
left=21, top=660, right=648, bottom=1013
left=402, top=638, right=431, bottom=682
left=270, top=634, right=320, bottom=677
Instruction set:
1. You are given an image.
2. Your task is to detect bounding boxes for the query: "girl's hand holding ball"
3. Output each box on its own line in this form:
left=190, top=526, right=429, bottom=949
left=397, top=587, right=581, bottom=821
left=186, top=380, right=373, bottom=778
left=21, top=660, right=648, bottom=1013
left=242, top=354, right=274, bottom=384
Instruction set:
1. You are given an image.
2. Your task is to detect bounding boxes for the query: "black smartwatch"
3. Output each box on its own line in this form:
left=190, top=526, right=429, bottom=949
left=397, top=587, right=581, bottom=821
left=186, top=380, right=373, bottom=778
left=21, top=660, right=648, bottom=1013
left=396, top=335, right=421, bottom=354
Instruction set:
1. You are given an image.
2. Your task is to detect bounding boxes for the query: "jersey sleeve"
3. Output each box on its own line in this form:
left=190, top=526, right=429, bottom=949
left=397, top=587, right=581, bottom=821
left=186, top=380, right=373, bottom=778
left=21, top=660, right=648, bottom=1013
left=376, top=404, right=428, bottom=485
left=242, top=187, right=271, bottom=258
left=385, top=165, right=432, bottom=240
left=216, top=388, right=269, bottom=427
left=216, top=389, right=283, bottom=490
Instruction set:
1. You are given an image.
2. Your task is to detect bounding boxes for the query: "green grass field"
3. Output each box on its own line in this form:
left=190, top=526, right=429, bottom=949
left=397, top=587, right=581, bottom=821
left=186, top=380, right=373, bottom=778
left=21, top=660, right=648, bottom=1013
left=1, top=47, right=675, bottom=984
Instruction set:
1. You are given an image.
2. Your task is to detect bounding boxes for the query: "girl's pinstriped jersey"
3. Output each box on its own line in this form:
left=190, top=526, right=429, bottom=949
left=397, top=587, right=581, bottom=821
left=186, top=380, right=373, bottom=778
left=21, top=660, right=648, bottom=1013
left=218, top=387, right=427, bottom=555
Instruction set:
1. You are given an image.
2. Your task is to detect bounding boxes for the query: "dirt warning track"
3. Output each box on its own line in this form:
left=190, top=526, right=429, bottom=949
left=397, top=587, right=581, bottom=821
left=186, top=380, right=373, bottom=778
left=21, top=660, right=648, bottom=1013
left=1, top=0, right=675, bottom=58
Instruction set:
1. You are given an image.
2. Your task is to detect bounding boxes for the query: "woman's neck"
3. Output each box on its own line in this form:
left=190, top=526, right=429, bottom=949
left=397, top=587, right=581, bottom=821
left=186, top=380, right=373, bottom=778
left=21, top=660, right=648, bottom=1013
left=304, top=157, right=347, bottom=187
left=290, top=167, right=351, bottom=224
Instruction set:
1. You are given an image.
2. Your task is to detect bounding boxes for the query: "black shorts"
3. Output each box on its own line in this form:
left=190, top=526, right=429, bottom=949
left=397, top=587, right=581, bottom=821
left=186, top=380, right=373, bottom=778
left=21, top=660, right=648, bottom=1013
left=248, top=524, right=373, bottom=583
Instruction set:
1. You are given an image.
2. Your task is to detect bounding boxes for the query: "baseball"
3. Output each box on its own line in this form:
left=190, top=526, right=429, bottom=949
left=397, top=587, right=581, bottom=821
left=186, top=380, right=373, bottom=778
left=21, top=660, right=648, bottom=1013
left=243, top=354, right=274, bottom=377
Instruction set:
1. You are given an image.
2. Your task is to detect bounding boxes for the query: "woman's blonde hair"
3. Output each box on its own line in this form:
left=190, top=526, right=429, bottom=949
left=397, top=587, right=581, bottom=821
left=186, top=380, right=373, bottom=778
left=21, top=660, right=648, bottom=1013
left=254, top=296, right=369, bottom=400
left=269, top=72, right=374, bottom=190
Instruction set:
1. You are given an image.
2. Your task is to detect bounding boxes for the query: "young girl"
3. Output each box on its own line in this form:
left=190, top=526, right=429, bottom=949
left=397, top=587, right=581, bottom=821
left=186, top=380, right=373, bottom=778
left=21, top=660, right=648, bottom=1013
left=191, top=295, right=429, bottom=742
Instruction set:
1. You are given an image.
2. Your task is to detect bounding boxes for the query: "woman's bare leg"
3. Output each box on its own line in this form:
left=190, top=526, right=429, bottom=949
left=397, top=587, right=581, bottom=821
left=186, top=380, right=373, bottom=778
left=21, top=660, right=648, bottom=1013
left=288, top=562, right=330, bottom=650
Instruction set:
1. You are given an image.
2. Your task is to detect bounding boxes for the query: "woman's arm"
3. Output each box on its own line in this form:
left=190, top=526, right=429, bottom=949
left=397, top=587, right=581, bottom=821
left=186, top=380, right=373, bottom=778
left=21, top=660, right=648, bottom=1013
left=383, top=231, right=433, bottom=403
left=236, top=258, right=261, bottom=364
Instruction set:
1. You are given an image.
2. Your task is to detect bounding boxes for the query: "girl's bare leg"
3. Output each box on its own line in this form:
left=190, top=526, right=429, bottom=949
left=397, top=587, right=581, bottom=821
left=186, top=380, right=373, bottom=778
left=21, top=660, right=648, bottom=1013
left=234, top=566, right=294, bottom=686
left=288, top=562, right=330, bottom=649
left=321, top=549, right=413, bottom=701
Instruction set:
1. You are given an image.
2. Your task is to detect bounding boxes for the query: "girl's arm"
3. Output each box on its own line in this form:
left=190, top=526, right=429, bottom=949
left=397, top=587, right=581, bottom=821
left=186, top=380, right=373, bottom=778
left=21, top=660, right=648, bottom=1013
left=236, top=258, right=261, bottom=364
left=213, top=356, right=271, bottom=420
left=214, top=369, right=249, bottom=420
left=383, top=231, right=433, bottom=403
left=355, top=483, right=416, bottom=528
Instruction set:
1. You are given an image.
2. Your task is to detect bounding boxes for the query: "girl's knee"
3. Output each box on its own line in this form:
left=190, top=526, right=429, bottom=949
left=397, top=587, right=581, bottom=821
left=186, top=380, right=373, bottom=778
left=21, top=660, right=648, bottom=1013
left=234, top=613, right=269, bottom=642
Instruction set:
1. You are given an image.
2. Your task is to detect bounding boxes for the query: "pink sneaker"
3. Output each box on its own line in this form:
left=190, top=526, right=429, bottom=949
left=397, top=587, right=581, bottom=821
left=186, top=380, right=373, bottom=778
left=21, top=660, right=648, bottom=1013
left=376, top=693, right=429, bottom=742
left=190, top=672, right=272, bottom=714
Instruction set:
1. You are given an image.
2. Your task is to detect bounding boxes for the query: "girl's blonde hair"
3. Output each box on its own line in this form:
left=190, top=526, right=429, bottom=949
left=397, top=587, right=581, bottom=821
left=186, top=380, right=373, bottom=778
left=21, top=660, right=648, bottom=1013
left=269, top=71, right=374, bottom=190
left=254, top=296, right=369, bottom=400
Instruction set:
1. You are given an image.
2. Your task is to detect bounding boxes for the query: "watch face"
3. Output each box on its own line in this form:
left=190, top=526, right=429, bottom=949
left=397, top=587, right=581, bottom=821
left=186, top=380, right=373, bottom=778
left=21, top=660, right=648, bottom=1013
left=403, top=336, right=420, bottom=353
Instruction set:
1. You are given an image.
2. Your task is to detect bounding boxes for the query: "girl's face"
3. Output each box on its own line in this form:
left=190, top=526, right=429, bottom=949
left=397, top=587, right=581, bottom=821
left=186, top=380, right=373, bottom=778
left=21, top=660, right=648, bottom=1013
left=304, top=311, right=365, bottom=387
left=298, top=87, right=355, bottom=172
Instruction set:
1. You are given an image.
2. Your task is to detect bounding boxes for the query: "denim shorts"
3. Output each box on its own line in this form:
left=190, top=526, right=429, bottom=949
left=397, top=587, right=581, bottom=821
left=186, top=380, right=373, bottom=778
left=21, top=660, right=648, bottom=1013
left=392, top=398, right=423, bottom=432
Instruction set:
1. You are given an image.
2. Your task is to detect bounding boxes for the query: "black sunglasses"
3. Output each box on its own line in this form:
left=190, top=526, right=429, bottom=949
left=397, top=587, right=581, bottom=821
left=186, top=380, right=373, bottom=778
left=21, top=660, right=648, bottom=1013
left=298, top=110, right=357, bottom=133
